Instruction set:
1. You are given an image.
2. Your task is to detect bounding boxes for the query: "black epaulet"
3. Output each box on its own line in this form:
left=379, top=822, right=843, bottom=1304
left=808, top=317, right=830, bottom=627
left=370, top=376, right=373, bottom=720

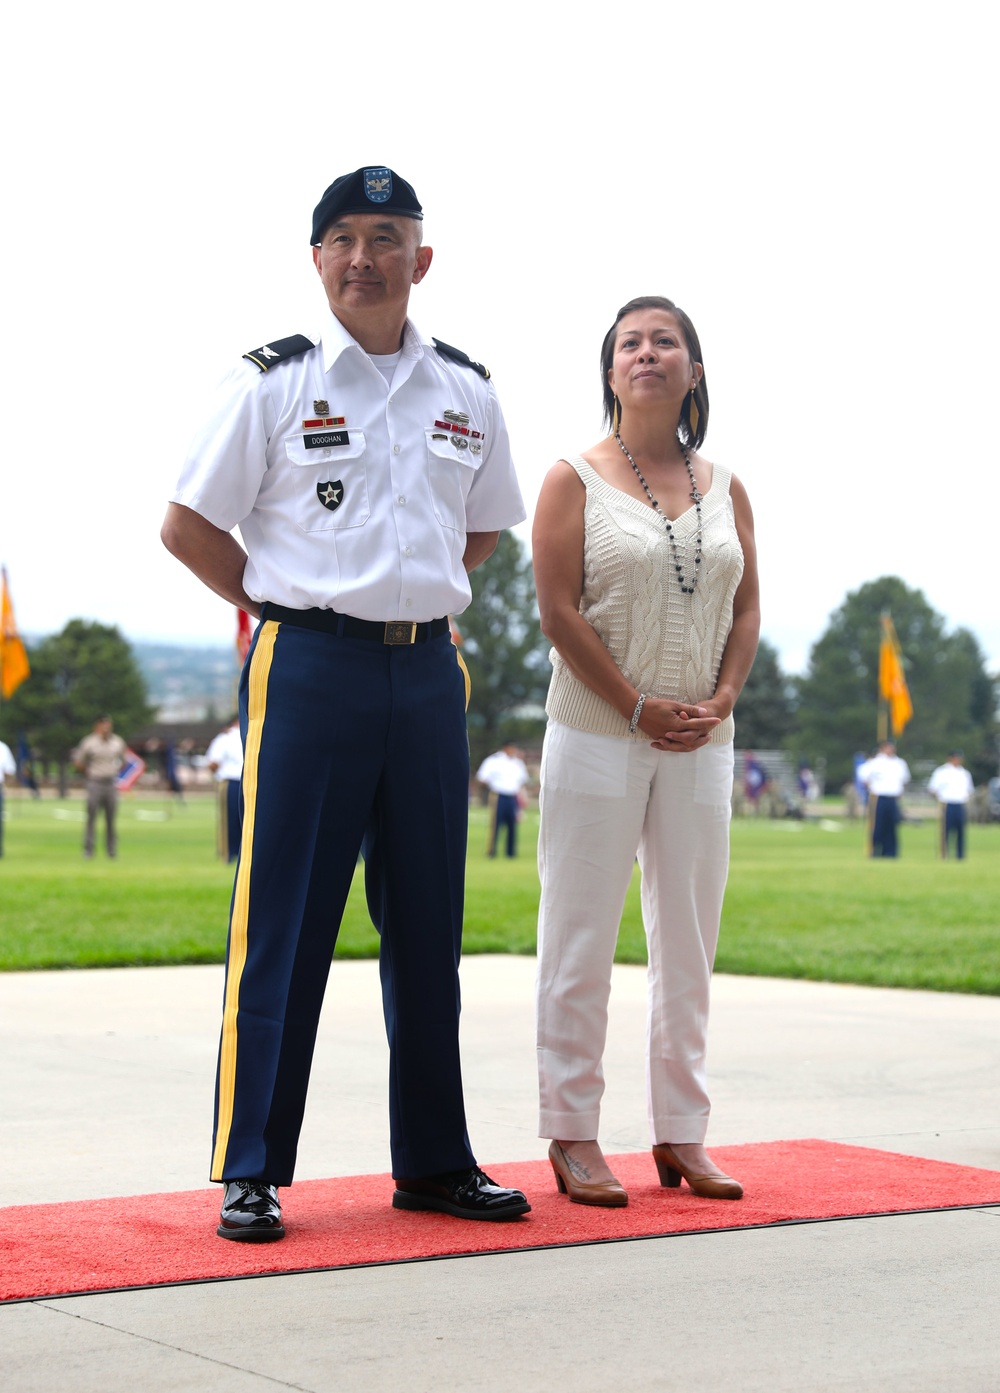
left=432, top=337, right=490, bottom=380
left=243, top=334, right=316, bottom=372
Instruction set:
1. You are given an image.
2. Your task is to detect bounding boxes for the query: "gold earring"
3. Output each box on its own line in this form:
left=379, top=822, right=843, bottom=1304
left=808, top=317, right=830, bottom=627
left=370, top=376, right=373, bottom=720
left=689, top=387, right=699, bottom=438
left=612, top=395, right=621, bottom=434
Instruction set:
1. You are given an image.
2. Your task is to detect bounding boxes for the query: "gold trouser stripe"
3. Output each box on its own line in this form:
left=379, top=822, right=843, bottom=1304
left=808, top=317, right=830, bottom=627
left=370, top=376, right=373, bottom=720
left=211, top=621, right=279, bottom=1181
left=455, top=648, right=471, bottom=710
left=216, top=781, right=228, bottom=859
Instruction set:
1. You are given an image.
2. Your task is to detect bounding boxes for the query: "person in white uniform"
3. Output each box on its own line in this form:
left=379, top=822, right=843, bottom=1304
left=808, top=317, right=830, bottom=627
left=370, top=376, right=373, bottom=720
left=858, top=740, right=911, bottom=857
left=0, top=738, right=16, bottom=857
left=205, top=717, right=244, bottom=862
left=162, top=166, right=529, bottom=1241
left=927, top=751, right=974, bottom=859
left=532, top=295, right=759, bottom=1207
left=475, top=740, right=529, bottom=857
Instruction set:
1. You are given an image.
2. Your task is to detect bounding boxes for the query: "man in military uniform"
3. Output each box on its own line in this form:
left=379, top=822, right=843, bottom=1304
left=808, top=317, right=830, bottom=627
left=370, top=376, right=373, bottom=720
left=162, top=167, right=529, bottom=1240
left=205, top=716, right=243, bottom=862
left=72, top=715, right=127, bottom=858
left=858, top=739, right=911, bottom=857
left=927, top=750, right=975, bottom=859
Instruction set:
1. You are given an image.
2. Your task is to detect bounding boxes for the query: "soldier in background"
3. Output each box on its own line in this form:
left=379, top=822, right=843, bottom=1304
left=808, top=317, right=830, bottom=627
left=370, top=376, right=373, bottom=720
left=927, top=751, right=974, bottom=859
left=206, top=717, right=243, bottom=861
left=72, top=715, right=126, bottom=858
left=857, top=740, right=910, bottom=857
left=0, top=738, right=15, bottom=856
left=476, top=740, right=529, bottom=857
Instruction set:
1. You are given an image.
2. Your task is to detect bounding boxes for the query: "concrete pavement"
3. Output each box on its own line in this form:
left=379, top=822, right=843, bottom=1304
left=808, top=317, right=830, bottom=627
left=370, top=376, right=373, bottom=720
left=3, top=958, right=999, bottom=1390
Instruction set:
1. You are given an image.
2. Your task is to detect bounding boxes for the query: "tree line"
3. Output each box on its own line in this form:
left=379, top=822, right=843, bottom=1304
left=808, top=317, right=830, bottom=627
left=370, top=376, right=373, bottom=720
left=1, top=620, right=152, bottom=790
left=458, top=547, right=999, bottom=788
left=3, top=546, right=997, bottom=793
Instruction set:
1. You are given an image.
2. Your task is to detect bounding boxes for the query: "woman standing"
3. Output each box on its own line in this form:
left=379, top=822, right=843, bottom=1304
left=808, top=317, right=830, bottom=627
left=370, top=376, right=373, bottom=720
left=533, top=296, right=759, bottom=1206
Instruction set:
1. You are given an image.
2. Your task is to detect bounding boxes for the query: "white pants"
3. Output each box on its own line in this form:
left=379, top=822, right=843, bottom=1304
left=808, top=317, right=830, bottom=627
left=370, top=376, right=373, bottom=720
left=535, top=722, right=734, bottom=1145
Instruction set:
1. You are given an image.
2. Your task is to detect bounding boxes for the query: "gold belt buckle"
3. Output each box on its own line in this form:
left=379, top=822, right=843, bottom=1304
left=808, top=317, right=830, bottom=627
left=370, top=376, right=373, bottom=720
left=384, top=621, right=417, bottom=645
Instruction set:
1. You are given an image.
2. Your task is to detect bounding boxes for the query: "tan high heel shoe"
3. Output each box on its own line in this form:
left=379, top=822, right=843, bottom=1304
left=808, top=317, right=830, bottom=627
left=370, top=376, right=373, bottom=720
left=548, top=1142, right=628, bottom=1207
left=652, top=1144, right=743, bottom=1200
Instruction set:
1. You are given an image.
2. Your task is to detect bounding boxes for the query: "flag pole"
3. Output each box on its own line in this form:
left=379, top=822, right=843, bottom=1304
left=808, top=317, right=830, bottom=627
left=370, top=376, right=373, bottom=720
left=876, top=611, right=889, bottom=743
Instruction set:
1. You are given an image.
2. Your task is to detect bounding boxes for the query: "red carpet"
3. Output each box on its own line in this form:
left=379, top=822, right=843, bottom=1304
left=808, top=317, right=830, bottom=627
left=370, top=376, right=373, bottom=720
left=4, top=1140, right=1000, bottom=1303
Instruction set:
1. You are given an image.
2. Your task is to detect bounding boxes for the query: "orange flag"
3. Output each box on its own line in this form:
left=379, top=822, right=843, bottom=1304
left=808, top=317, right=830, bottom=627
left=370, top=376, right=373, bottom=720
left=879, top=613, right=912, bottom=736
left=0, top=567, right=31, bottom=699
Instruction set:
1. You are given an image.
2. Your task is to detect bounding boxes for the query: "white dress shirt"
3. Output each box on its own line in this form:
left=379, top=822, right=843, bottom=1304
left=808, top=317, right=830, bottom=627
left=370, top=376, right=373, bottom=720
left=476, top=750, right=529, bottom=796
left=858, top=753, right=911, bottom=797
left=206, top=726, right=244, bottom=782
left=172, top=311, right=525, bottom=623
left=927, top=763, right=974, bottom=804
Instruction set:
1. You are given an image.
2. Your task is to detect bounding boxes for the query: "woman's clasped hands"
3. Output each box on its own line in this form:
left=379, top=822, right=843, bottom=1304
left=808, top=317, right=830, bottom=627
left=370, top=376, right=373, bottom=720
left=637, top=695, right=723, bottom=752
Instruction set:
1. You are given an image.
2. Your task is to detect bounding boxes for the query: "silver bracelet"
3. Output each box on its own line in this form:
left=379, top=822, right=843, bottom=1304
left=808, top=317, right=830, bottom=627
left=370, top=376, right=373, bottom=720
left=628, top=693, right=647, bottom=735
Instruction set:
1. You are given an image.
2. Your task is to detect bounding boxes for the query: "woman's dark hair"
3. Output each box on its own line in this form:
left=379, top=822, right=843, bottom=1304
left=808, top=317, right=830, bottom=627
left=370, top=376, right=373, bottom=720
left=600, top=295, right=709, bottom=450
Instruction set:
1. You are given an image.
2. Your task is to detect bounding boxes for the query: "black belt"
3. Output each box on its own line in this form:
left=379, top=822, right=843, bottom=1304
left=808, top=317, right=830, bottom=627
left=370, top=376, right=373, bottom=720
left=261, top=603, right=449, bottom=645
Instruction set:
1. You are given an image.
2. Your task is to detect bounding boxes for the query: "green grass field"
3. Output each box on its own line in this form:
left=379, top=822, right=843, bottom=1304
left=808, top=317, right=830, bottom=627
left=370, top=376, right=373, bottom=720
left=1, top=793, right=998, bottom=992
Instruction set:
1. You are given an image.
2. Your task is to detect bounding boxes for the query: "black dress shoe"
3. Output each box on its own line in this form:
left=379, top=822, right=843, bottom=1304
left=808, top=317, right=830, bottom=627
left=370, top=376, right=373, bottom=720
left=393, top=1166, right=531, bottom=1221
left=217, top=1179, right=285, bottom=1241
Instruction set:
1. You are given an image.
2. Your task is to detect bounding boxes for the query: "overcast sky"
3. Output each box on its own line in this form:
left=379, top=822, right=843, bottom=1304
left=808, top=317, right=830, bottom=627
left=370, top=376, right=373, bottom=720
left=2, top=0, right=996, bottom=676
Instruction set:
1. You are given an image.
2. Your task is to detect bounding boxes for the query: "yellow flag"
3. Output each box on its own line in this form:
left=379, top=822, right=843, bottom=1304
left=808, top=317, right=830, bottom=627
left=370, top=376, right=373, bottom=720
left=878, top=613, right=912, bottom=736
left=1, top=567, right=31, bottom=699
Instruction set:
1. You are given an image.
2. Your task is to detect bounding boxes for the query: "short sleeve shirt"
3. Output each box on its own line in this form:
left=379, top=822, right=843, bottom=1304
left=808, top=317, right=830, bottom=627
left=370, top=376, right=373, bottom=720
left=858, top=754, right=910, bottom=797
left=927, top=764, right=974, bottom=804
left=171, top=311, right=526, bottom=623
left=206, top=727, right=244, bottom=782
left=73, top=733, right=126, bottom=780
left=475, top=750, right=529, bottom=796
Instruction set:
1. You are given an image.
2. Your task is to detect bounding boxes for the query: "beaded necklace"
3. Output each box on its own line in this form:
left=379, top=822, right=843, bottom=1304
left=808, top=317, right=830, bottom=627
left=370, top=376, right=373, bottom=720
left=614, top=432, right=703, bottom=594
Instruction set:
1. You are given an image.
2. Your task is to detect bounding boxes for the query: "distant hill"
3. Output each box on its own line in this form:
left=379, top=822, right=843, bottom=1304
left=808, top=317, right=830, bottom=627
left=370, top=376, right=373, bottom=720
left=132, top=641, right=242, bottom=721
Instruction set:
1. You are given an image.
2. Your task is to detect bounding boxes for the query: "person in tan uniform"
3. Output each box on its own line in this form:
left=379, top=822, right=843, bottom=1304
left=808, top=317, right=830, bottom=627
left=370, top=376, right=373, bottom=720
left=72, top=716, right=126, bottom=858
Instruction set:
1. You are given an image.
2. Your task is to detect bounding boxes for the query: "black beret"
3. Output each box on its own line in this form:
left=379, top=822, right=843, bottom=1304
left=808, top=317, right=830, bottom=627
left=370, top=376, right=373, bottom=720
left=311, top=167, right=423, bottom=244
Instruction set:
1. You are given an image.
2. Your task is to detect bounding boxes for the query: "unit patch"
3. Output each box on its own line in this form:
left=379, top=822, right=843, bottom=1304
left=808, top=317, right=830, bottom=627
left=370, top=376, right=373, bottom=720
left=364, top=168, right=392, bottom=203
left=317, top=481, right=344, bottom=511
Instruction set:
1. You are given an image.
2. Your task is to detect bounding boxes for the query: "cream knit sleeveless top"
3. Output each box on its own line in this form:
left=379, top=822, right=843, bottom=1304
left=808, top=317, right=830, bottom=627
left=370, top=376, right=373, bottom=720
left=545, top=455, right=744, bottom=744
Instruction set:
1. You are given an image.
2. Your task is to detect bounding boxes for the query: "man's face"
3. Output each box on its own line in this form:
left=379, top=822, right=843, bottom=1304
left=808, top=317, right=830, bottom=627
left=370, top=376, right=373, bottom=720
left=312, top=215, right=432, bottom=324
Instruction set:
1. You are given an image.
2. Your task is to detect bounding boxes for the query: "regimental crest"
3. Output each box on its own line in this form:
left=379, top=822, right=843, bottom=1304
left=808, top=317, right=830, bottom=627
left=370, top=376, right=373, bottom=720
left=364, top=168, right=392, bottom=203
left=317, top=480, right=344, bottom=511
left=314, top=399, right=330, bottom=415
